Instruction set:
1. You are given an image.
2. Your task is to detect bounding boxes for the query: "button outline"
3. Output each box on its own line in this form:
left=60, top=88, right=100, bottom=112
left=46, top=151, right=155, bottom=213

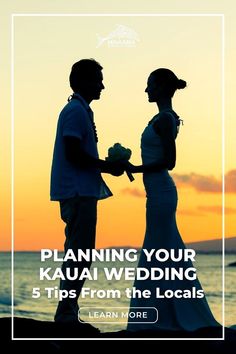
left=79, top=306, right=158, bottom=324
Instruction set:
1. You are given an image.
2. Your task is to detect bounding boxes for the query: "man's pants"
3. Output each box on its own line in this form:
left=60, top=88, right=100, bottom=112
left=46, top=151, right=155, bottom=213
left=54, top=196, right=97, bottom=322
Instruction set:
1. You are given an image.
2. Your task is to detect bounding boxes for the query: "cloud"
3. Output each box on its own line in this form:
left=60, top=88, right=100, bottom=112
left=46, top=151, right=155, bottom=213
left=225, top=170, right=236, bottom=193
left=173, top=169, right=236, bottom=194
left=178, top=206, right=236, bottom=216
left=173, top=206, right=236, bottom=216
left=121, top=170, right=236, bottom=196
left=197, top=206, right=236, bottom=215
left=173, top=173, right=221, bottom=193
left=177, top=209, right=206, bottom=216
left=121, top=187, right=145, bottom=197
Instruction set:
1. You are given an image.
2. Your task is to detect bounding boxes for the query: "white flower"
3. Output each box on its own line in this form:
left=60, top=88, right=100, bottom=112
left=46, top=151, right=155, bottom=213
left=106, top=143, right=132, bottom=162
left=106, top=143, right=134, bottom=181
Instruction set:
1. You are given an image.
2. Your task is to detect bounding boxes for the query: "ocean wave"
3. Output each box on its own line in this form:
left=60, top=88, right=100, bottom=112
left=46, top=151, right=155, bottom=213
left=0, top=296, right=11, bottom=306
left=0, top=295, right=19, bottom=306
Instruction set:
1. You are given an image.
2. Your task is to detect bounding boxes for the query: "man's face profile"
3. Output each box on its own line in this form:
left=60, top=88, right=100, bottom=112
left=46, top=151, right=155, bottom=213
left=81, top=70, right=105, bottom=101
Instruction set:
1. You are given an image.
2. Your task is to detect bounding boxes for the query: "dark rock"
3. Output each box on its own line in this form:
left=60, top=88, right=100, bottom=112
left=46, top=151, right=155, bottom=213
left=2, top=317, right=236, bottom=353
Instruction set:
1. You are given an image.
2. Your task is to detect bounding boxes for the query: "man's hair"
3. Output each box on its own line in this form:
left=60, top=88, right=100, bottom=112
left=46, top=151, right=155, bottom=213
left=69, top=59, right=103, bottom=92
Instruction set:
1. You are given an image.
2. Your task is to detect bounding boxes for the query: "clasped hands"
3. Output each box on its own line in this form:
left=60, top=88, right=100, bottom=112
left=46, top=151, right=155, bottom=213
left=107, top=160, right=136, bottom=177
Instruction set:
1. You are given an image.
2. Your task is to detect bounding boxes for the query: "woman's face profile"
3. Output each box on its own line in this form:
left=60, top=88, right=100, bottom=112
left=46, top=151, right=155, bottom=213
left=145, top=74, right=164, bottom=102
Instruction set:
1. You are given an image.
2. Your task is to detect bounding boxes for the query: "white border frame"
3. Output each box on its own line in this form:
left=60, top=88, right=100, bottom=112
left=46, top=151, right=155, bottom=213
left=11, top=13, right=225, bottom=341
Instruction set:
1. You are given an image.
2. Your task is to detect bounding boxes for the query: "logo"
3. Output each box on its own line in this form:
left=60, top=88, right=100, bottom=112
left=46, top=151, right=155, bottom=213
left=96, top=24, right=140, bottom=48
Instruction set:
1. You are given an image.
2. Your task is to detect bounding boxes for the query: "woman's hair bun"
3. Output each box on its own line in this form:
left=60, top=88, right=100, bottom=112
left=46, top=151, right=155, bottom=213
left=177, top=79, right=187, bottom=89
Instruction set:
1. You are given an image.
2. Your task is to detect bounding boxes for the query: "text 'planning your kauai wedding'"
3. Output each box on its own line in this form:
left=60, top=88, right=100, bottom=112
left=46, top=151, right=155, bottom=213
left=30, top=248, right=205, bottom=301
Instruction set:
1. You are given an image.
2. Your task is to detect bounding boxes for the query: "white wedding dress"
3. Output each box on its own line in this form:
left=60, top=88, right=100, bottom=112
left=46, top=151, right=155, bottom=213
left=127, top=112, right=220, bottom=332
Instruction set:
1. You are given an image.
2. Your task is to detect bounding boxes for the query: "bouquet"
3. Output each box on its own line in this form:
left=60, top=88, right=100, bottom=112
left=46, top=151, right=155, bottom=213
left=105, top=143, right=134, bottom=182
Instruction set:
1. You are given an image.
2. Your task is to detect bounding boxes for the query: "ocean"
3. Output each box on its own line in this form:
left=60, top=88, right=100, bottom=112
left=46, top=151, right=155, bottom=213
left=0, top=251, right=235, bottom=333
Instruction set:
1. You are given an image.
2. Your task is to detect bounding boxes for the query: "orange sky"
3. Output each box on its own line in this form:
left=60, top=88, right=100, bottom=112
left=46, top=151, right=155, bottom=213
left=8, top=169, right=235, bottom=250
left=0, top=2, right=236, bottom=251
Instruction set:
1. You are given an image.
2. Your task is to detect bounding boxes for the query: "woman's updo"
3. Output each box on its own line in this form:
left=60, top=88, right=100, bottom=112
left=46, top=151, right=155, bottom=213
left=176, top=79, right=187, bottom=89
left=150, top=68, right=186, bottom=97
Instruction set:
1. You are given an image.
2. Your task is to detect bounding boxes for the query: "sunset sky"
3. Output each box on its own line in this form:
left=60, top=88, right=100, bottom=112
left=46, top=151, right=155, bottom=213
left=0, top=1, right=235, bottom=251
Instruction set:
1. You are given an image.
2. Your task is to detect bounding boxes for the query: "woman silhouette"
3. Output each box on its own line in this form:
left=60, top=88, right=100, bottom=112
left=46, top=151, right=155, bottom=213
left=125, top=68, right=220, bottom=331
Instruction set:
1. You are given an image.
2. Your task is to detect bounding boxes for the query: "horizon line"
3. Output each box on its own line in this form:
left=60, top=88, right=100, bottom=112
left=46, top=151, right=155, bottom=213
left=2, top=235, right=236, bottom=253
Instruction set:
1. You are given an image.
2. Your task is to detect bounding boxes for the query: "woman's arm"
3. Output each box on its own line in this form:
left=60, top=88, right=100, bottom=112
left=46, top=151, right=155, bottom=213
left=154, top=113, right=176, bottom=170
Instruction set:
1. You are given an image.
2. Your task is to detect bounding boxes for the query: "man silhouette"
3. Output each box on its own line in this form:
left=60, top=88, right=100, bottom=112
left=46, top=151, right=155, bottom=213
left=50, top=59, right=124, bottom=322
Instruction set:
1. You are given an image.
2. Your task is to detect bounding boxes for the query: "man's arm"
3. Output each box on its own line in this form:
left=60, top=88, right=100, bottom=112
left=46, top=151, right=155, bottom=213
left=64, top=136, right=124, bottom=175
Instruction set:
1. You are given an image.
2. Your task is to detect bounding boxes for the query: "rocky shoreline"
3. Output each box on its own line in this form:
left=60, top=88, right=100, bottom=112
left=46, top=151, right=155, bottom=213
left=2, top=317, right=236, bottom=353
